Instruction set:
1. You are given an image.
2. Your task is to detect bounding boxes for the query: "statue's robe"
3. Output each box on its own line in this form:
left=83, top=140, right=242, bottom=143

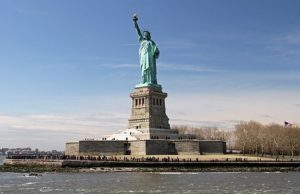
left=139, top=38, right=159, bottom=84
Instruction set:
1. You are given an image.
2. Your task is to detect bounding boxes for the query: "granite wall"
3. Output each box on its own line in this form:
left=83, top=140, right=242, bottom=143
left=174, top=140, right=200, bottom=155
left=130, top=141, right=146, bottom=155
left=65, top=142, right=79, bottom=156
left=65, top=139, right=226, bottom=156
left=78, top=140, right=128, bottom=156
left=145, top=140, right=176, bottom=155
left=199, top=140, right=226, bottom=154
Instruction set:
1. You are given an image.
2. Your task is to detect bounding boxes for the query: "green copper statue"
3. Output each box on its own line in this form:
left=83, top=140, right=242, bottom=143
left=133, top=14, right=161, bottom=88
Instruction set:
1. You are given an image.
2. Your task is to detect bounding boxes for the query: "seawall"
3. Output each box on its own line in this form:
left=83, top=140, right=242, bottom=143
left=62, top=160, right=300, bottom=168
left=3, top=159, right=300, bottom=169
left=4, top=159, right=63, bottom=166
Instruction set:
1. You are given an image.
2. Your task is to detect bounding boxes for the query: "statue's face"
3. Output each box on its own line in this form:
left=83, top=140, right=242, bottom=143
left=143, top=31, right=151, bottom=40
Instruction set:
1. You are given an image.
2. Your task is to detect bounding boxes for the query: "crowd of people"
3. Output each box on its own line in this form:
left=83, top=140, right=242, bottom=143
left=6, top=154, right=300, bottom=162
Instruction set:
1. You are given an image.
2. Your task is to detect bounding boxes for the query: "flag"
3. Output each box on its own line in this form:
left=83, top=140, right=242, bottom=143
left=284, top=121, right=293, bottom=128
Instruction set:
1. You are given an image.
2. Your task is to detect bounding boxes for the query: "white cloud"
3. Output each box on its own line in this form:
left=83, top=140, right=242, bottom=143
left=160, top=62, right=227, bottom=73
left=166, top=91, right=300, bottom=129
left=161, top=68, right=300, bottom=93
left=158, top=41, right=199, bottom=49
left=0, top=112, right=128, bottom=150
left=265, top=29, right=300, bottom=59
left=0, top=113, right=127, bottom=133
left=121, top=43, right=139, bottom=46
left=273, top=31, right=300, bottom=45
left=96, top=62, right=227, bottom=73
left=1, top=88, right=299, bottom=150
left=97, top=63, right=136, bottom=69
left=1, top=66, right=299, bottom=150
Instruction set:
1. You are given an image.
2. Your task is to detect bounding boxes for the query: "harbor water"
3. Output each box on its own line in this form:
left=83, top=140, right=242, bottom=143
left=1, top=156, right=300, bottom=193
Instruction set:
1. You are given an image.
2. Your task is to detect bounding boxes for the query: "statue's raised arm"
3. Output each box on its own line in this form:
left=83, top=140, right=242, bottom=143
left=133, top=14, right=143, bottom=41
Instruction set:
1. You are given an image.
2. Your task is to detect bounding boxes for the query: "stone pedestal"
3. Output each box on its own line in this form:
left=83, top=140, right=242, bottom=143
left=128, top=86, right=170, bottom=129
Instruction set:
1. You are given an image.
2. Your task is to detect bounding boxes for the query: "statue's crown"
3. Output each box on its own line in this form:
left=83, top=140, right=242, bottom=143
left=143, top=30, right=151, bottom=35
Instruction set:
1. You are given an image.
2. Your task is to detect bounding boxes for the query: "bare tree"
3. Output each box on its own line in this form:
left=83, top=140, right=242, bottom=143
left=172, top=125, right=189, bottom=134
left=284, top=127, right=300, bottom=159
left=175, top=121, right=300, bottom=158
left=234, top=122, right=249, bottom=155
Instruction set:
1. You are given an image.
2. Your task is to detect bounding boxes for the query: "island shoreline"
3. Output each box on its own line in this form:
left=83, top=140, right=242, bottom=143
left=1, top=159, right=300, bottom=173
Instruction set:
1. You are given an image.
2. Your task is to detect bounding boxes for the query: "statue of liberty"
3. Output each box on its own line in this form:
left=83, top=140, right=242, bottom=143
left=133, top=14, right=161, bottom=88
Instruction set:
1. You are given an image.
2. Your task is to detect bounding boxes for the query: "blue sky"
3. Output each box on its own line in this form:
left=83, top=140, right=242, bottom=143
left=0, top=0, right=300, bottom=150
